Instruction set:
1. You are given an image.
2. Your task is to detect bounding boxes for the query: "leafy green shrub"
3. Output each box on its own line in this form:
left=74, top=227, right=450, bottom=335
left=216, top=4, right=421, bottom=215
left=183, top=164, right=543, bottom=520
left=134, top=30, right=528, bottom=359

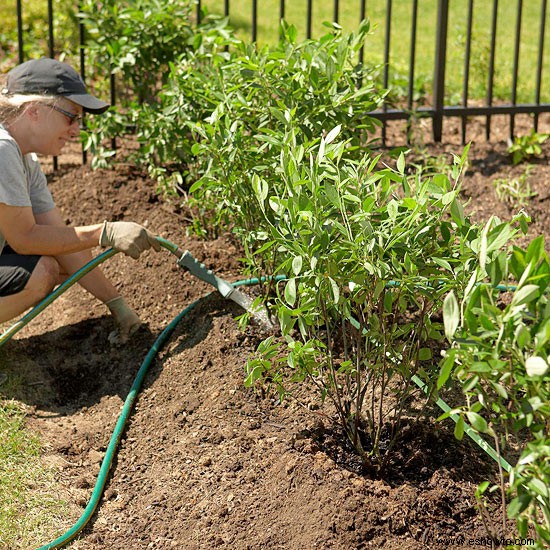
left=136, top=20, right=384, bottom=238
left=80, top=8, right=234, bottom=170
left=78, top=0, right=196, bottom=103
left=86, top=18, right=383, bottom=252
left=245, top=134, right=478, bottom=474
left=442, top=233, right=550, bottom=545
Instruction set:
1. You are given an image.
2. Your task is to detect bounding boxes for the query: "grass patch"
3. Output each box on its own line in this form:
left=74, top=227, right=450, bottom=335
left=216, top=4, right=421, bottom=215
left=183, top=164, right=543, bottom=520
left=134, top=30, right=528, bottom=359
left=0, top=392, right=69, bottom=548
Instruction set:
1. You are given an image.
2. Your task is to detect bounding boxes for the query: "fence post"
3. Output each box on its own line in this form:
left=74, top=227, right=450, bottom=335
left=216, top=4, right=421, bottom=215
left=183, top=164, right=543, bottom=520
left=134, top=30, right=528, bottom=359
left=252, top=0, right=257, bottom=41
left=79, top=2, right=87, bottom=165
left=510, top=0, right=523, bottom=140
left=486, top=0, right=499, bottom=140
left=432, top=0, right=449, bottom=142
left=382, top=0, right=392, bottom=146
left=535, top=0, right=548, bottom=131
left=47, top=0, right=60, bottom=171
left=306, top=0, right=313, bottom=39
left=16, top=0, right=24, bottom=63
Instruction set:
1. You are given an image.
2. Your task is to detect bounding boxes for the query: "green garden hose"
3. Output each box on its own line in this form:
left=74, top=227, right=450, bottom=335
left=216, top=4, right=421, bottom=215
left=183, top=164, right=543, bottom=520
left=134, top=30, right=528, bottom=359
left=0, top=239, right=520, bottom=548
left=0, top=238, right=274, bottom=549
left=36, top=296, right=203, bottom=549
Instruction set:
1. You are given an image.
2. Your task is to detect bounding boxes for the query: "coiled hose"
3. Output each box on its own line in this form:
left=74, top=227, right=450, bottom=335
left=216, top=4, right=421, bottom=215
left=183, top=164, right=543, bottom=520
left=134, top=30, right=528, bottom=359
left=0, top=238, right=515, bottom=548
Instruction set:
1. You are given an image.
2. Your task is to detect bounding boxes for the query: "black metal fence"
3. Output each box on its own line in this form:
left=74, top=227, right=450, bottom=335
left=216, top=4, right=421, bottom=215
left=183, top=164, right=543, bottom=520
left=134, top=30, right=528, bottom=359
left=11, top=0, right=550, bottom=146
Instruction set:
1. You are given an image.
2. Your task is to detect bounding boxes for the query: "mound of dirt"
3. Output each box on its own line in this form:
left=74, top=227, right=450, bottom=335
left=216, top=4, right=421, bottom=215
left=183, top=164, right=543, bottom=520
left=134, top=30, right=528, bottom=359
left=1, top=113, right=548, bottom=549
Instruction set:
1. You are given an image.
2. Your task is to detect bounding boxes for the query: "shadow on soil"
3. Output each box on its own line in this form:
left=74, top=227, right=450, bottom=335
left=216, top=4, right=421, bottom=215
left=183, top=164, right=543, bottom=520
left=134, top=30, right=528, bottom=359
left=307, top=417, right=497, bottom=489
left=0, top=295, right=231, bottom=415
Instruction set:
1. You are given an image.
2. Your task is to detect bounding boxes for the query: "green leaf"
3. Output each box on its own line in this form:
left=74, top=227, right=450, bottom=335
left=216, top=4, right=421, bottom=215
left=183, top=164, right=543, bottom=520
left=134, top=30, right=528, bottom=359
left=519, top=215, right=530, bottom=234
left=475, top=481, right=490, bottom=497
left=287, top=23, right=298, bottom=43
left=528, top=478, right=549, bottom=498
left=342, top=193, right=361, bottom=203
left=463, top=375, right=479, bottom=392
left=374, top=281, right=385, bottom=301
left=269, top=107, right=289, bottom=126
left=507, top=494, right=532, bottom=518
left=486, top=222, right=516, bottom=254
left=329, top=277, right=340, bottom=304
left=292, top=256, right=303, bottom=276
left=383, top=291, right=393, bottom=313
left=534, top=318, right=550, bottom=349
left=269, top=196, right=285, bottom=215
left=437, top=352, right=454, bottom=389
left=252, top=174, right=268, bottom=203
left=450, top=199, right=465, bottom=227
left=324, top=182, right=340, bottom=207
left=317, top=138, right=326, bottom=163
left=432, top=257, right=453, bottom=272
left=279, top=309, right=295, bottom=336
left=284, top=278, right=297, bottom=306
left=516, top=518, right=529, bottom=538
left=469, top=362, right=493, bottom=373
left=511, top=284, right=540, bottom=307
left=396, top=152, right=405, bottom=175
left=525, top=235, right=545, bottom=264
left=244, top=360, right=268, bottom=387
left=489, top=381, right=508, bottom=400
left=514, top=324, right=531, bottom=348
left=443, top=291, right=460, bottom=342
left=479, top=220, right=489, bottom=270
left=387, top=199, right=398, bottom=220
left=466, top=411, right=488, bottom=433
left=433, top=173, right=450, bottom=192
left=325, top=124, right=341, bottom=144
left=418, top=348, right=432, bottom=361
left=441, top=191, right=456, bottom=206
left=454, top=415, right=465, bottom=440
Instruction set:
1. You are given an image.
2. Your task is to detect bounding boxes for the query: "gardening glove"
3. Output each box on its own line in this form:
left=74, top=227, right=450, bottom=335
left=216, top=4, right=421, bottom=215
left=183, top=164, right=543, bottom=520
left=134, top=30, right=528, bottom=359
left=100, top=221, right=161, bottom=259
left=105, top=296, right=141, bottom=345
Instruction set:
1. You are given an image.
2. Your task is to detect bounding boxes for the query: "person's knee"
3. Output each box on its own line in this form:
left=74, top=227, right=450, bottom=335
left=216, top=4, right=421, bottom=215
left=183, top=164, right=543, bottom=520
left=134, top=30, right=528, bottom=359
left=26, top=256, right=59, bottom=300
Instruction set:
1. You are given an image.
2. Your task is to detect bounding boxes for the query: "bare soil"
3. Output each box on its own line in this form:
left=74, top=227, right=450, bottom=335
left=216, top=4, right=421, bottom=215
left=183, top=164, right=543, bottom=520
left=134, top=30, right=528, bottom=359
left=1, top=113, right=549, bottom=549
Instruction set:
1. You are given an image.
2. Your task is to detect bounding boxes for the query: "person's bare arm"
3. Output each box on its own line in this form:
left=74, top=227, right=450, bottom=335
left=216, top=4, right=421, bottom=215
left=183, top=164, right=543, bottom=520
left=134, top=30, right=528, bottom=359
left=0, top=203, right=101, bottom=256
left=0, top=203, right=160, bottom=259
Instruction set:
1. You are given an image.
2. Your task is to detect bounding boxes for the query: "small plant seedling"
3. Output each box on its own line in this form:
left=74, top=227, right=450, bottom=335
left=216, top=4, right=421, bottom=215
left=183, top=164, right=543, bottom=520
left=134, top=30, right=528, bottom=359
left=493, top=166, right=536, bottom=207
left=508, top=131, right=549, bottom=165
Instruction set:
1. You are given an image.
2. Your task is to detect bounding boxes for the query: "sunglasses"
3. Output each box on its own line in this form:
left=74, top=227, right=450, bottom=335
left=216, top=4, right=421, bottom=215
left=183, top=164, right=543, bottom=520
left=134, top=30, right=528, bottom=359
left=48, top=104, right=83, bottom=127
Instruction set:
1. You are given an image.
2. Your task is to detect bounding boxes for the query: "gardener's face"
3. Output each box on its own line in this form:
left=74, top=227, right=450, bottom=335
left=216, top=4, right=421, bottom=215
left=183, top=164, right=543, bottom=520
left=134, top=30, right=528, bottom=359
left=29, top=99, right=83, bottom=156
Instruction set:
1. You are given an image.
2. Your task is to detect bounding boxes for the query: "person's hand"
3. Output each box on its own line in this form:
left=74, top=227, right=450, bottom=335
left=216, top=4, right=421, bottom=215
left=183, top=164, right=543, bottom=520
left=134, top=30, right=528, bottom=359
left=100, top=221, right=161, bottom=259
left=105, top=296, right=141, bottom=344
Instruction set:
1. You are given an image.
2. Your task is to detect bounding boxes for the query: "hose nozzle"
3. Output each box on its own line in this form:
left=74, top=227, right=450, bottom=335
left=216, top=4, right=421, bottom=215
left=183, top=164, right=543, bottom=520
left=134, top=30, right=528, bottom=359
left=176, top=251, right=235, bottom=298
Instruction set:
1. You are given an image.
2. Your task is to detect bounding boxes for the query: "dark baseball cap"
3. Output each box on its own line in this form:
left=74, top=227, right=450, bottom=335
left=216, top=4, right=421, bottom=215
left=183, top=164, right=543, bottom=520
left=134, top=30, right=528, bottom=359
left=2, top=57, right=110, bottom=114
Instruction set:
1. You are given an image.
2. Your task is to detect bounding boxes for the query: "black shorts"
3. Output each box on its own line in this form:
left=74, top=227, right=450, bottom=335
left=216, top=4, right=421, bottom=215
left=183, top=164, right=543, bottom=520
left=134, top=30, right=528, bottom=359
left=0, top=246, right=41, bottom=297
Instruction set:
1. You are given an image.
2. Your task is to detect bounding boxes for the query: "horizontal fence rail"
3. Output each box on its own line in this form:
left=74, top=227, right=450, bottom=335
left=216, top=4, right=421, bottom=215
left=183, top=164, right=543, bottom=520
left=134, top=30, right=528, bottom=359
left=8, top=0, right=550, bottom=152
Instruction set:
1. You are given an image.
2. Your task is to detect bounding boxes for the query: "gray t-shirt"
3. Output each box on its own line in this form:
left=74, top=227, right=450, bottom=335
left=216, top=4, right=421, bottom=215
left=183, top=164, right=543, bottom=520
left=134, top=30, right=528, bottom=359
left=0, top=125, right=55, bottom=254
